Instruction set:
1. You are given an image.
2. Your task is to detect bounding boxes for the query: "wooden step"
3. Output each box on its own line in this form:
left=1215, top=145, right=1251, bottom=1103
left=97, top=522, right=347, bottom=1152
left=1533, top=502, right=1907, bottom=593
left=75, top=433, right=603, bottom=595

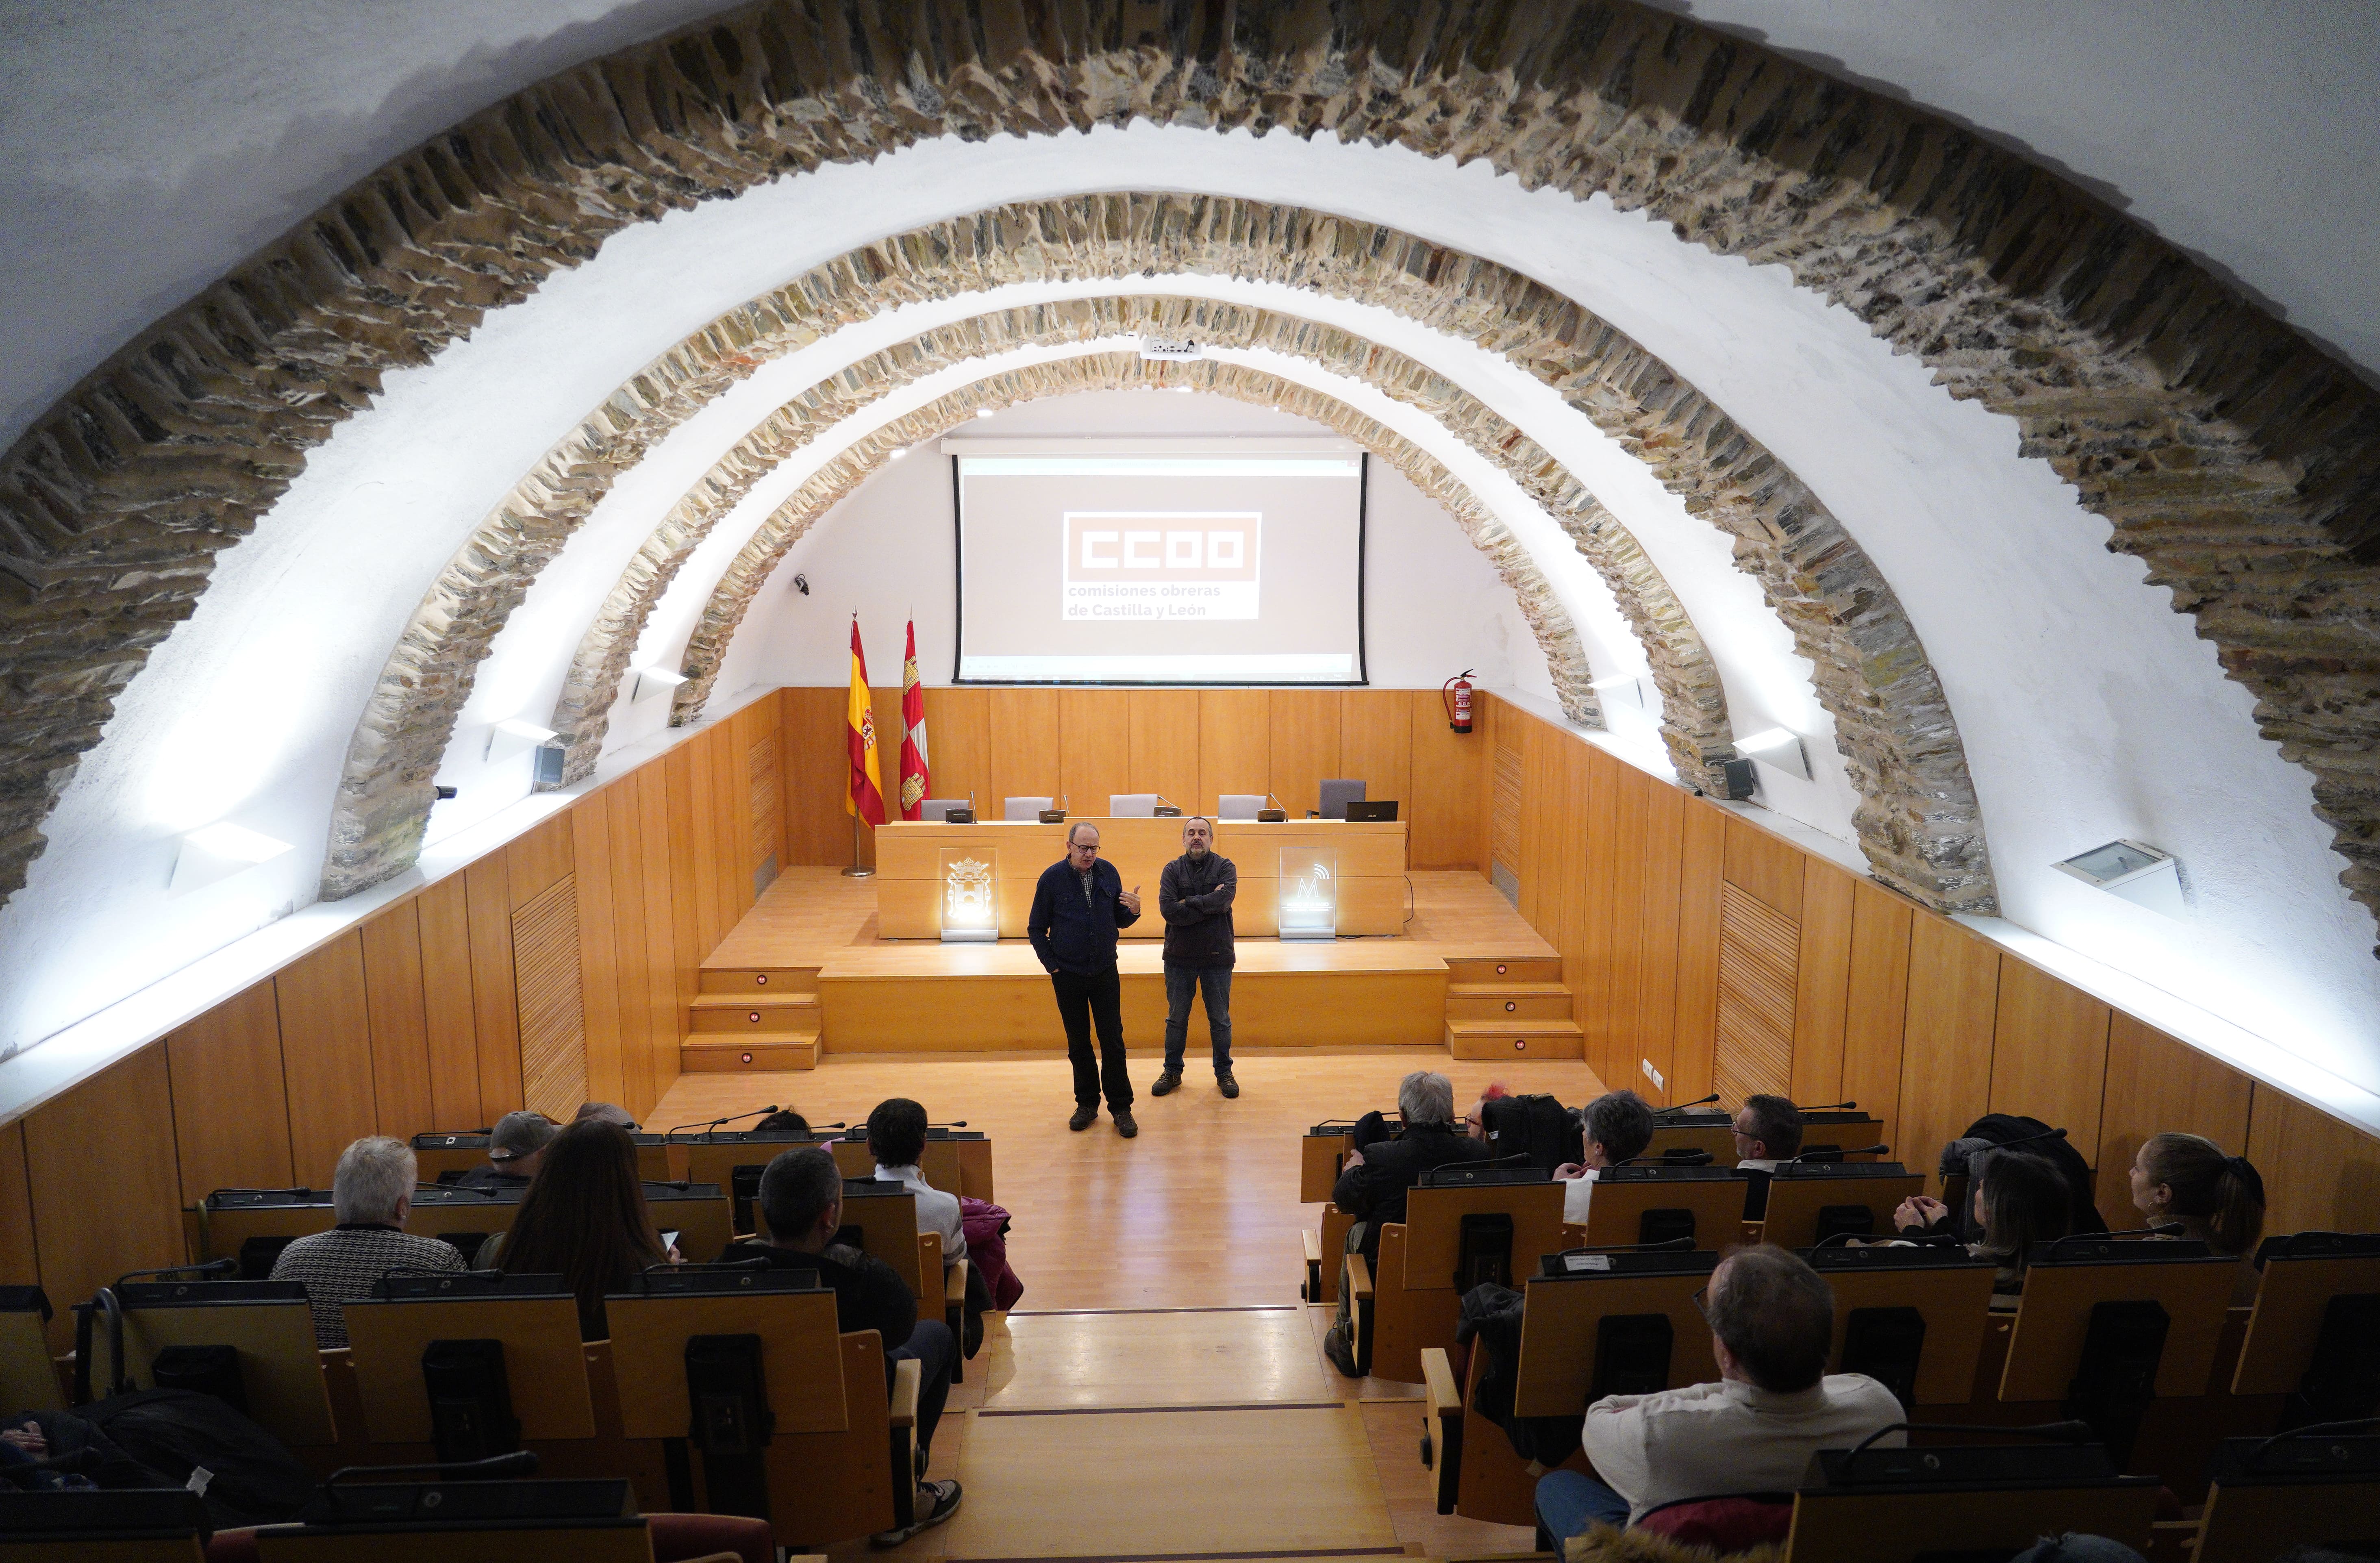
left=1443, top=956, right=1562, bottom=986
left=689, top=993, right=819, bottom=1035
left=700, top=966, right=816, bottom=996
left=680, top=1035, right=819, bottom=1072
left=1445, top=981, right=1572, bottom=1020
left=1443, top=1017, right=1584, bottom=1060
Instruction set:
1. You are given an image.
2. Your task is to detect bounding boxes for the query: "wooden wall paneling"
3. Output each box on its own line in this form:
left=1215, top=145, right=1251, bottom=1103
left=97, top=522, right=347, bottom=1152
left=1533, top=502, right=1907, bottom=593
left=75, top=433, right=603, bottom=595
left=1336, top=691, right=1411, bottom=820
left=603, top=778, right=657, bottom=1120
left=780, top=686, right=853, bottom=865
left=1896, top=920, right=2002, bottom=1193
left=25, top=1046, right=185, bottom=1346
left=986, top=688, right=1062, bottom=815
left=512, top=874, right=588, bottom=1120
left=276, top=931, right=381, bottom=1185
left=1631, top=780, right=1686, bottom=1105
left=165, top=980, right=293, bottom=1197
left=711, top=719, right=750, bottom=934
left=1840, top=881, right=1914, bottom=1156
left=1578, top=746, right=1625, bottom=1086
left=1407, top=688, right=1484, bottom=870
left=0, top=1124, right=34, bottom=1286
left=1513, top=716, right=1549, bottom=929
left=920, top=687, right=991, bottom=814
left=506, top=812, right=574, bottom=911
left=1713, top=882, right=1798, bottom=1108
left=1721, top=815, right=1804, bottom=920
left=744, top=701, right=785, bottom=875
left=2093, top=1015, right=2255, bottom=1222
left=636, top=766, right=686, bottom=1109
left=687, top=731, right=726, bottom=949
left=1669, top=798, right=1726, bottom=1107
left=1059, top=689, right=1133, bottom=819
left=2246, top=1087, right=2380, bottom=1236
left=1556, top=743, right=1593, bottom=1071
left=665, top=746, right=704, bottom=1024
left=1265, top=690, right=1341, bottom=819
left=572, top=789, right=625, bottom=1109
left=1197, top=690, right=1271, bottom=818
left=358, top=901, right=436, bottom=1140
left=1988, top=958, right=2113, bottom=1158
left=1605, top=764, right=1652, bottom=1089
left=1789, top=862, right=1857, bottom=1109
left=413, top=875, right=483, bottom=1131
left=1126, top=689, right=1201, bottom=807
left=464, top=855, right=524, bottom=1124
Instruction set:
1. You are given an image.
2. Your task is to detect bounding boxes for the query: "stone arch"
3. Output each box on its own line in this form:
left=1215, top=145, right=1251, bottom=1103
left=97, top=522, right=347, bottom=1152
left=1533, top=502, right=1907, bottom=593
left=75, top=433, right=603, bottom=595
left=326, top=192, right=1981, bottom=910
left=538, top=297, right=1729, bottom=793
left=0, top=3, right=2370, bottom=927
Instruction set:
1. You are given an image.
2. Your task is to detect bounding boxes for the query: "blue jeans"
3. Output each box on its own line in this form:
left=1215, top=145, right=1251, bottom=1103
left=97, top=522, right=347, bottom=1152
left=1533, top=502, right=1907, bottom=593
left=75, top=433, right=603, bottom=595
left=1535, top=1468, right=1631, bottom=1543
left=1163, top=962, right=1233, bottom=1073
left=889, top=1318, right=957, bottom=1460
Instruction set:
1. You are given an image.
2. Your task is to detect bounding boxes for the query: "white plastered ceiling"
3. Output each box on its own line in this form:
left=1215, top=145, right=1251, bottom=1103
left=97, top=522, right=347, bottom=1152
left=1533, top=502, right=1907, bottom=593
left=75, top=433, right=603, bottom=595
left=0, top=106, right=2369, bottom=1101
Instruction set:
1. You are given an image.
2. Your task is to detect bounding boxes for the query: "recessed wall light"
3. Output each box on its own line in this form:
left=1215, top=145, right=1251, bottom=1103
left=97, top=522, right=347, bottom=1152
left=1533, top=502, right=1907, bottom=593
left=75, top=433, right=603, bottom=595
left=1734, top=726, right=1810, bottom=780
left=889, top=447, right=907, bottom=459
left=485, top=716, right=558, bottom=763
left=2054, top=839, right=2185, bottom=918
left=975, top=408, right=994, bottom=419
left=631, top=666, right=689, bottom=703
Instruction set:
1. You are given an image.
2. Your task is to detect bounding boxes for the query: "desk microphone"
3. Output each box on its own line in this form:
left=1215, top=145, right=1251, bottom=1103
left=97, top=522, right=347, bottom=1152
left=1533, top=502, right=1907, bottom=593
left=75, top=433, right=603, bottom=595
left=930, top=1121, right=969, bottom=1129
left=419, top=1181, right=500, bottom=1198
left=1987, top=1125, right=2069, bottom=1151
left=2048, top=1222, right=2186, bottom=1247
left=667, top=1104, right=781, bottom=1136
left=1794, top=1100, right=1859, bottom=1113
left=328, top=1450, right=540, bottom=1485
left=114, top=1258, right=238, bottom=1285
left=1563, top=1235, right=1698, bottom=1254
left=1652, top=1094, right=1721, bottom=1117
left=1842, top=1420, right=2096, bottom=1465
left=1790, top=1144, right=1890, bottom=1163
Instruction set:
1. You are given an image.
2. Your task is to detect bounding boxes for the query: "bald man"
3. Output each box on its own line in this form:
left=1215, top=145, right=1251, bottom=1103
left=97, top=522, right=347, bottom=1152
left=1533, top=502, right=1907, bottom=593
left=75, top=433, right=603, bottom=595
left=1027, top=823, right=1143, bottom=1137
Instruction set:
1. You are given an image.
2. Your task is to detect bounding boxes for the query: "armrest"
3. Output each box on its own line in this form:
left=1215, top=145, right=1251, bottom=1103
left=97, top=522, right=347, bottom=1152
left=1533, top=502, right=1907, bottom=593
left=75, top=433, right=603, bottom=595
left=918, top=1230, right=942, bottom=1292
left=1344, top=1252, right=1373, bottom=1302
left=945, top=1257, right=968, bottom=1307
left=889, top=1355, right=922, bottom=1428
left=1302, top=1228, right=1323, bottom=1264
left=1422, top=1348, right=1461, bottom=1419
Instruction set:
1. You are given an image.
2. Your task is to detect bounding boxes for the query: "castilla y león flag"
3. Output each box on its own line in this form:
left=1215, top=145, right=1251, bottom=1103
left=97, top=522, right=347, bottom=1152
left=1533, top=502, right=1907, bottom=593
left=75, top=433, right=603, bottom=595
left=898, top=620, right=930, bottom=820
left=845, top=618, right=886, bottom=826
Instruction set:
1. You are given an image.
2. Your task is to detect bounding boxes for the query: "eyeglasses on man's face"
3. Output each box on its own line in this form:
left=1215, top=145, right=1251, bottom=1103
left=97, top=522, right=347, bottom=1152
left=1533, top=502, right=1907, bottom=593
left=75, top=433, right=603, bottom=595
left=1690, top=1285, right=1710, bottom=1324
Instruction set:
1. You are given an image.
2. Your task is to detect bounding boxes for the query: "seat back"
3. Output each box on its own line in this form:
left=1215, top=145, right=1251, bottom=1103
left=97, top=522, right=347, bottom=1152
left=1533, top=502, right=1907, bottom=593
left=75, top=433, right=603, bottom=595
left=1217, top=793, right=1265, bottom=821
left=1316, top=779, right=1365, bottom=820
left=917, top=798, right=971, bottom=822
left=1581, top=1166, right=1749, bottom=1250
left=341, top=1285, right=593, bottom=1445
left=1002, top=796, right=1052, bottom=820
left=1107, top=793, right=1160, bottom=817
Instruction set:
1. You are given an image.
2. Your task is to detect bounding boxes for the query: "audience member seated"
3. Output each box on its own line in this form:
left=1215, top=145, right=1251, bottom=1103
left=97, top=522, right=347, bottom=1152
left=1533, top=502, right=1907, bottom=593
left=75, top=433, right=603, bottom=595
left=720, top=1146, right=963, bottom=1547
left=483, top=1119, right=673, bottom=1339
left=1534, top=1244, right=1904, bottom=1542
left=1730, top=1094, right=1802, bottom=1219
left=270, top=1137, right=464, bottom=1349
left=2131, top=1132, right=2267, bottom=1303
left=867, top=1097, right=966, bottom=1269
left=754, top=1108, right=811, bottom=1134
left=454, top=1110, right=554, bottom=1190
left=1321, top=1069, right=1493, bottom=1377
left=1895, top=1148, right=2070, bottom=1304
left=1552, top=1090, right=1657, bottom=1226
left=574, top=1100, right=639, bottom=1130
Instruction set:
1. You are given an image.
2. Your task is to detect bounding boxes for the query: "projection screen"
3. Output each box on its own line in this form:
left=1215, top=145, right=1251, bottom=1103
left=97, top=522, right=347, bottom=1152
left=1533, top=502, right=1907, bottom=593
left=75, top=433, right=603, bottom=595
left=948, top=438, right=1368, bottom=685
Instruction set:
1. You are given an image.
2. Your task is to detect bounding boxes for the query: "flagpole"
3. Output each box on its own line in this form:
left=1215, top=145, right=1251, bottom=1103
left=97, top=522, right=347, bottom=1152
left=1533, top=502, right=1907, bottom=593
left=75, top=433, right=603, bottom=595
left=842, top=810, right=874, bottom=878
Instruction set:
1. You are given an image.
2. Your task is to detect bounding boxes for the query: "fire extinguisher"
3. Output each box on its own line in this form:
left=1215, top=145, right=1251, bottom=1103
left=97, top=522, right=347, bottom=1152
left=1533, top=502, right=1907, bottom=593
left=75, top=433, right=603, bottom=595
left=1442, top=670, right=1475, bottom=734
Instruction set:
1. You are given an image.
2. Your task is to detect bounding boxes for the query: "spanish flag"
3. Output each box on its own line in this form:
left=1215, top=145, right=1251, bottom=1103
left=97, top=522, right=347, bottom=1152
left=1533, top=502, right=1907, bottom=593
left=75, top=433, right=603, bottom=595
left=845, top=618, right=886, bottom=826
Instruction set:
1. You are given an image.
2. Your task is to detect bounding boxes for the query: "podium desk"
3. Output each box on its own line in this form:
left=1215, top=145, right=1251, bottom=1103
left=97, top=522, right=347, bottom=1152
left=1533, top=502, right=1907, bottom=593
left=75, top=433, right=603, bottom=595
left=872, top=817, right=1408, bottom=937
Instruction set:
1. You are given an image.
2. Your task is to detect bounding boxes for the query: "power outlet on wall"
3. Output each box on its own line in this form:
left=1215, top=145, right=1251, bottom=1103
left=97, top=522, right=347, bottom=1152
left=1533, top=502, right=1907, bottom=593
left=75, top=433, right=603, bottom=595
left=1640, top=1059, right=1665, bottom=1091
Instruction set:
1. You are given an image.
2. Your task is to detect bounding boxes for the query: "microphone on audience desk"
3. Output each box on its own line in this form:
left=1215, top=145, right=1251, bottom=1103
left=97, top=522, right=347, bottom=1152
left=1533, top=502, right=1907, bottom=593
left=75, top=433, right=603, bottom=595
left=2247, top=1417, right=2380, bottom=1469
left=1651, top=1093, right=1722, bottom=1117
left=1790, top=1144, right=1891, bottom=1163
left=327, top=1450, right=541, bottom=1485
left=665, top=1104, right=782, bottom=1136
left=1841, top=1420, right=2097, bottom=1466
left=115, top=1258, right=239, bottom=1285
left=418, top=1180, right=500, bottom=1198
left=2046, top=1223, right=2187, bottom=1248
left=930, top=1121, right=969, bottom=1129
left=1987, top=1125, right=2070, bottom=1151
left=1793, top=1100, right=1858, bottom=1113
left=1562, top=1235, right=1698, bottom=1255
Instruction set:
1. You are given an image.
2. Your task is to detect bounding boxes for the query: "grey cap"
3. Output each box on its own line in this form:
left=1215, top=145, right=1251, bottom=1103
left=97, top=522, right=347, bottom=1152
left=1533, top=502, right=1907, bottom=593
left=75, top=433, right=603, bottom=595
left=574, top=1100, right=638, bottom=1130
left=489, top=1111, right=557, bottom=1161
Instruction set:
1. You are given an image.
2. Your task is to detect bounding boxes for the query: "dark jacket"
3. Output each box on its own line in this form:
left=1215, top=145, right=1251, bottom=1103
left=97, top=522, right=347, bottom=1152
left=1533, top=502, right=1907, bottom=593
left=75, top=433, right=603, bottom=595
left=1027, top=856, right=1140, bottom=975
left=1330, top=1122, right=1494, bottom=1262
left=1158, top=850, right=1237, bottom=966
left=719, top=1239, right=917, bottom=1356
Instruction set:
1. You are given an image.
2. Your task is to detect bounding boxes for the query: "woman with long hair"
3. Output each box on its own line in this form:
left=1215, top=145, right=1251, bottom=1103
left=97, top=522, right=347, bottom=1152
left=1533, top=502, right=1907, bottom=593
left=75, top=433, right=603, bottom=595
left=1969, top=1149, right=2072, bottom=1302
left=2132, top=1132, right=2267, bottom=1302
left=484, top=1118, right=671, bottom=1338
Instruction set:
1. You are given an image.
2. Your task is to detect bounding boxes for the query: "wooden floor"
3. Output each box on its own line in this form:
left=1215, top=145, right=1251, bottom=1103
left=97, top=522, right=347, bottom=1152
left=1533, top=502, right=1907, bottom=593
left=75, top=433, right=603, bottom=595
left=707, top=866, right=1556, bottom=970
left=650, top=1048, right=1604, bottom=1559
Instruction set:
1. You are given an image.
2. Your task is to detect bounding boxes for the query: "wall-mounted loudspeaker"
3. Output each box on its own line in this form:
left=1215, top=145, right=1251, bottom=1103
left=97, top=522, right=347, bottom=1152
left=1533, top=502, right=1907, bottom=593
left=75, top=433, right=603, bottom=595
left=1719, top=758, right=1757, bottom=800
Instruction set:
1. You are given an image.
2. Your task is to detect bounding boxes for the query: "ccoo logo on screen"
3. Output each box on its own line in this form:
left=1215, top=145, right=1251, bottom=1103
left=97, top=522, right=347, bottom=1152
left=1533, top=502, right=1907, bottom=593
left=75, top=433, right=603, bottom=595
left=1061, top=511, right=1261, bottom=621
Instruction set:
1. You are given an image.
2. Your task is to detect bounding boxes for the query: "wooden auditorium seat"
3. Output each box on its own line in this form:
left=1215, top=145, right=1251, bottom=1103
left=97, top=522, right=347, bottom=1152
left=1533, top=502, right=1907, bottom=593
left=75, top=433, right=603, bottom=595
left=1755, top=1162, right=1924, bottom=1248
left=1575, top=1164, right=1751, bottom=1250
left=1782, top=1433, right=2162, bottom=1563
left=76, top=1277, right=337, bottom=1449
left=1366, top=1168, right=1565, bottom=1383
left=340, top=1274, right=596, bottom=1450
left=0, top=1286, right=61, bottom=1414
left=2188, top=1429, right=2380, bottom=1563
left=1804, top=1243, right=1998, bottom=1408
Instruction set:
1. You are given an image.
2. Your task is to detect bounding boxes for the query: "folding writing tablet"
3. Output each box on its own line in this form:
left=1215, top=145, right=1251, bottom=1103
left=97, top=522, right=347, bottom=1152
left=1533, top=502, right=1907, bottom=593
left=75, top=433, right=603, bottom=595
left=1758, top=1163, right=1922, bottom=1249
left=1580, top=1165, right=1749, bottom=1250
left=640, top=1182, right=730, bottom=1266
left=604, top=1271, right=848, bottom=1439
left=2192, top=1432, right=2380, bottom=1563
left=93, top=1279, right=334, bottom=1445
left=201, top=1189, right=339, bottom=1260
left=1999, top=1238, right=2239, bottom=1401
left=2231, top=1231, right=2380, bottom=1396
left=1805, top=1243, right=1997, bottom=1406
left=1787, top=1440, right=2159, bottom=1563
left=1511, top=1249, right=1722, bottom=1417
left=341, top=1281, right=593, bottom=1443
left=0, top=1287, right=59, bottom=1413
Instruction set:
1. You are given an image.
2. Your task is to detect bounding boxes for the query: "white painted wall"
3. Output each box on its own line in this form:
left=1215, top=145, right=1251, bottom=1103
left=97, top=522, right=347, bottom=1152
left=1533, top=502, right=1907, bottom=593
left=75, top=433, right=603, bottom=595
left=0, top=92, right=2367, bottom=1123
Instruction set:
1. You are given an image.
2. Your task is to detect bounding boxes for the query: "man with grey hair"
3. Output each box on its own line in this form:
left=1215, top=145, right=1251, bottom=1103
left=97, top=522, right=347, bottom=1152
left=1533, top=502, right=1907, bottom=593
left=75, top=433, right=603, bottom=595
left=1319, top=1070, right=1490, bottom=1376
left=1028, top=821, right=1143, bottom=1137
left=1152, top=815, right=1239, bottom=1101
left=1534, top=1244, right=1902, bottom=1541
left=270, top=1136, right=465, bottom=1348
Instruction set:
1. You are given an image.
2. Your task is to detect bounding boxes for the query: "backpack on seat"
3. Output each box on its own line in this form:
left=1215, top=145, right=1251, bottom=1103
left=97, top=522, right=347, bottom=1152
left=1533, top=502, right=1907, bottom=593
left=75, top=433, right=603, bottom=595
left=1477, top=1093, right=1583, bottom=1173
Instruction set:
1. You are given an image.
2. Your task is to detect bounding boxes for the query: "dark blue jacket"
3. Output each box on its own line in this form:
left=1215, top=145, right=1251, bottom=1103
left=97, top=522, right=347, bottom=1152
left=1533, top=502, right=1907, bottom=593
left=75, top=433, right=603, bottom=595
left=1027, top=856, right=1140, bottom=975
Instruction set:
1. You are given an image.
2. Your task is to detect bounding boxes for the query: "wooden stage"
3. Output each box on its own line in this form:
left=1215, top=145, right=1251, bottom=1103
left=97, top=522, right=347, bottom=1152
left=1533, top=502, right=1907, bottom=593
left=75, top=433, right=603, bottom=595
left=682, top=867, right=1575, bottom=1072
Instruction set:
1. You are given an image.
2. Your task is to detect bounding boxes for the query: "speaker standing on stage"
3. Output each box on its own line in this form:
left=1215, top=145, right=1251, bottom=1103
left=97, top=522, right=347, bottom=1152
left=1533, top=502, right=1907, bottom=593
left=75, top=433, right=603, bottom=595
left=1152, top=816, right=1238, bottom=1100
left=1028, top=823, right=1143, bottom=1137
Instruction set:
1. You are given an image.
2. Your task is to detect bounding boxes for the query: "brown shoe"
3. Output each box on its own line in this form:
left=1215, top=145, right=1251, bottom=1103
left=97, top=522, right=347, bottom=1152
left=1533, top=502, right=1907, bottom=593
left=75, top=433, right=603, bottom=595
left=1113, top=1109, right=1139, bottom=1139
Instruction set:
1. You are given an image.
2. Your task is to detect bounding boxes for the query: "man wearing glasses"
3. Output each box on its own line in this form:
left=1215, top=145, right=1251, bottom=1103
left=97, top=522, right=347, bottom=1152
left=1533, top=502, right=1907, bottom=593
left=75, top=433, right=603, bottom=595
left=1732, top=1094, right=1804, bottom=1220
left=1533, top=1245, right=1903, bottom=1543
left=1028, top=822, right=1143, bottom=1137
